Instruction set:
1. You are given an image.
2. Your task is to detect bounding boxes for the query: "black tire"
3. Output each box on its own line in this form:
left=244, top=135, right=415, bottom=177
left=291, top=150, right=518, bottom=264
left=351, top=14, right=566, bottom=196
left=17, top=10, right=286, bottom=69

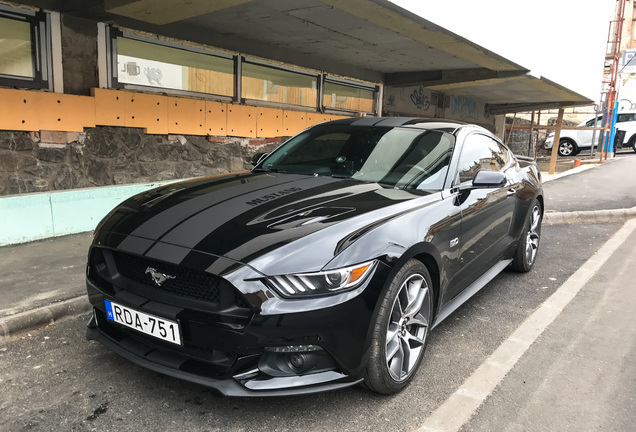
left=629, top=135, right=636, bottom=153
left=557, top=139, right=578, bottom=157
left=512, top=199, right=542, bottom=272
left=364, top=259, right=433, bottom=394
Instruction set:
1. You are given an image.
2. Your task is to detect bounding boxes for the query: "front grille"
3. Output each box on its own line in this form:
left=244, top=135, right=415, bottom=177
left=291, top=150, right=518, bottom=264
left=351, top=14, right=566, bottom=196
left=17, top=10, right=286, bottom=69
left=112, top=251, right=221, bottom=304
left=88, top=247, right=251, bottom=311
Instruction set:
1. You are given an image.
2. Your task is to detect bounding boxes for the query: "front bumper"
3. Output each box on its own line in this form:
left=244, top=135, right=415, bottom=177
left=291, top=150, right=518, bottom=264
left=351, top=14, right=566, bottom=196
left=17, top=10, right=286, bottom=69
left=85, top=246, right=392, bottom=396
left=544, top=136, right=554, bottom=149
left=86, top=311, right=361, bottom=396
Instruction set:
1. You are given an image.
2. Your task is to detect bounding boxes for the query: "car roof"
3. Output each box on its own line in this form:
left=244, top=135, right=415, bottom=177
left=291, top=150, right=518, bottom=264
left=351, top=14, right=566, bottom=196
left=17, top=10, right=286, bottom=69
left=318, top=116, right=468, bottom=134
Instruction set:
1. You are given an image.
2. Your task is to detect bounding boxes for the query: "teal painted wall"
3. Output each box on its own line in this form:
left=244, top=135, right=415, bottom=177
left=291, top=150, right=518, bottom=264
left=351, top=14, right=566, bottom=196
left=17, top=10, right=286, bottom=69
left=0, top=182, right=171, bottom=246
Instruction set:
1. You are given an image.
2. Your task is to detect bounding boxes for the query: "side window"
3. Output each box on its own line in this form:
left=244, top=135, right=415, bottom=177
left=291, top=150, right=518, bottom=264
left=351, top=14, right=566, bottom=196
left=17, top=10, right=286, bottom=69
left=457, top=134, right=508, bottom=183
left=617, top=113, right=636, bottom=122
left=0, top=8, right=51, bottom=90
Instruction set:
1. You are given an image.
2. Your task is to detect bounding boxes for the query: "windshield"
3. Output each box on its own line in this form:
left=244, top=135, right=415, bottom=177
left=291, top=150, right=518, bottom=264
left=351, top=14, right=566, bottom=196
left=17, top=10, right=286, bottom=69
left=256, top=125, right=454, bottom=190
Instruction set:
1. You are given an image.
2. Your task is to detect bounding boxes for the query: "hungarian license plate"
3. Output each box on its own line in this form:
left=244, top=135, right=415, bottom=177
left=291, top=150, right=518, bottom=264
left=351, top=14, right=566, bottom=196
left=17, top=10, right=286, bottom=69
left=104, top=300, right=181, bottom=345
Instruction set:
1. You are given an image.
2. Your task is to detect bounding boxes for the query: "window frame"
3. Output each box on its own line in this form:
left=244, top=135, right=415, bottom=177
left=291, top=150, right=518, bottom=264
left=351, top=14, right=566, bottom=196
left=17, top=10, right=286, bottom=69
left=455, top=132, right=511, bottom=185
left=240, top=57, right=320, bottom=110
left=322, top=76, right=378, bottom=115
left=104, top=26, right=380, bottom=116
left=107, top=28, right=235, bottom=101
left=0, top=5, right=51, bottom=90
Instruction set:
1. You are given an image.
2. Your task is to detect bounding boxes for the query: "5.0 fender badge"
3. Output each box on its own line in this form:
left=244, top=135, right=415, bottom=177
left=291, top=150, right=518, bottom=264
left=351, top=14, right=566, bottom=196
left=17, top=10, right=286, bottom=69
left=145, top=267, right=176, bottom=286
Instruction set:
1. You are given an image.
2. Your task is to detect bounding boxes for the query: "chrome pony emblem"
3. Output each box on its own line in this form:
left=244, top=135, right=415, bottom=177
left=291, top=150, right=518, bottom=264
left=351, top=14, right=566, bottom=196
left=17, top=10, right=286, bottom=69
left=145, top=267, right=176, bottom=286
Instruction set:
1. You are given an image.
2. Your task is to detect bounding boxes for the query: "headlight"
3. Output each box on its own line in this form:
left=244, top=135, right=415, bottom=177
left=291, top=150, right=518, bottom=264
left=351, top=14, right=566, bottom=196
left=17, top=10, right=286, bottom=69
left=265, top=261, right=376, bottom=297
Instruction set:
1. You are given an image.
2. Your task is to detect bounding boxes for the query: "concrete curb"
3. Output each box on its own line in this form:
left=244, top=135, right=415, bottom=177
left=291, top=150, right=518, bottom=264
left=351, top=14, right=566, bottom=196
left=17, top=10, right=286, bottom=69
left=544, top=206, right=636, bottom=226
left=0, top=296, right=91, bottom=340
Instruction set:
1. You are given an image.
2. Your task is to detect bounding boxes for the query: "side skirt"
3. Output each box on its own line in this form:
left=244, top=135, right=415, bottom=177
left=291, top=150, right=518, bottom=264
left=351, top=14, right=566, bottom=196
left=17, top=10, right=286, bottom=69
left=432, top=259, right=512, bottom=328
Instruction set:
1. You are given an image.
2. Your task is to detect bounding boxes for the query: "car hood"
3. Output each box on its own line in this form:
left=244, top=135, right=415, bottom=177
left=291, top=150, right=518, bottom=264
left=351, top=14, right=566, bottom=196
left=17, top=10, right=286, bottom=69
left=96, top=172, right=436, bottom=274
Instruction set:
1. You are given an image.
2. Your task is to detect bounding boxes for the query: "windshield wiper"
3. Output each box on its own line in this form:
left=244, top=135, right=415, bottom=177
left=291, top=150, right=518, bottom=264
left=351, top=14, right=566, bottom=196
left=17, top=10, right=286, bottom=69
left=253, top=167, right=283, bottom=173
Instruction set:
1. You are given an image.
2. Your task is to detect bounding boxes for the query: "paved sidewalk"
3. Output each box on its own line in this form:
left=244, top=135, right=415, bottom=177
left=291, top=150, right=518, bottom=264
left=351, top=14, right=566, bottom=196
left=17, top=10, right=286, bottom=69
left=1, top=156, right=636, bottom=339
left=460, top=220, right=636, bottom=431
left=0, top=233, right=92, bottom=338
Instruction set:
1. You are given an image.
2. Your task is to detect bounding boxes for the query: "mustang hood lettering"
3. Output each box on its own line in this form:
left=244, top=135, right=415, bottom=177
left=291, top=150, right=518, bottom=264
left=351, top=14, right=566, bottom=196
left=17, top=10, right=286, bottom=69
left=95, top=172, right=429, bottom=273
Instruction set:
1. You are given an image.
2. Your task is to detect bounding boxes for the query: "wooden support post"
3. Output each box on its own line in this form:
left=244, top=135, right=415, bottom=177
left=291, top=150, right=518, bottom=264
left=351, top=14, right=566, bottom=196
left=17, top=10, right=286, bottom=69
left=528, top=110, right=535, bottom=157
left=548, top=108, right=564, bottom=175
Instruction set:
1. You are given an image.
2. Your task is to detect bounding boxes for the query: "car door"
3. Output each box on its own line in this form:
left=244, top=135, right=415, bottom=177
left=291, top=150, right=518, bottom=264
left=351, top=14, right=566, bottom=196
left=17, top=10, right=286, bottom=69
left=578, top=116, right=601, bottom=148
left=443, top=133, right=517, bottom=303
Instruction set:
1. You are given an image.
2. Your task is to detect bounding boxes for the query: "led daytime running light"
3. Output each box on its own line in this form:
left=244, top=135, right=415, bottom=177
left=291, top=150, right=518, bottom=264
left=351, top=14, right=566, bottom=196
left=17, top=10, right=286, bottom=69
left=267, top=261, right=376, bottom=297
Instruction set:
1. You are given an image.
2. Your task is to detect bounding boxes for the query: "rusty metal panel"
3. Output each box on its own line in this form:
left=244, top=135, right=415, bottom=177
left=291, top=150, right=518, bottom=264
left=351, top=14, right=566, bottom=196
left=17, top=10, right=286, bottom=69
left=93, top=88, right=126, bottom=127
left=123, top=92, right=168, bottom=134
left=205, top=101, right=227, bottom=136
left=0, top=89, right=38, bottom=131
left=282, top=110, right=308, bottom=136
left=167, top=97, right=206, bottom=135
left=227, top=104, right=256, bottom=137
left=257, top=107, right=283, bottom=137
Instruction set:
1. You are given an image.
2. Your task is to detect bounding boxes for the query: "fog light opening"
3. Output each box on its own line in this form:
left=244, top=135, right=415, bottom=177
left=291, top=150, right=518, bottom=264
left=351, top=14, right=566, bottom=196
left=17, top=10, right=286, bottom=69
left=289, top=353, right=306, bottom=371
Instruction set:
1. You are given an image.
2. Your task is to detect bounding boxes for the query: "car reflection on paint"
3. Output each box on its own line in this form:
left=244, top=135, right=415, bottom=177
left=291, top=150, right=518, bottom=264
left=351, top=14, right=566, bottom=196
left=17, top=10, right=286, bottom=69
left=85, top=117, right=543, bottom=396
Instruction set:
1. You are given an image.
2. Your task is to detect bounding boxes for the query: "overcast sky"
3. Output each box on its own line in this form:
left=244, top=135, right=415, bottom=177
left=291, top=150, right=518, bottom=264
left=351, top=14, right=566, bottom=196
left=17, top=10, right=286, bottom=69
left=389, top=0, right=615, bottom=102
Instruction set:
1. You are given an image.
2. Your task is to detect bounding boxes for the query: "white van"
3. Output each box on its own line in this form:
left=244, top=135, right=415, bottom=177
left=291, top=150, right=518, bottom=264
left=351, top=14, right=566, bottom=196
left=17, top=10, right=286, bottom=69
left=544, top=112, right=636, bottom=156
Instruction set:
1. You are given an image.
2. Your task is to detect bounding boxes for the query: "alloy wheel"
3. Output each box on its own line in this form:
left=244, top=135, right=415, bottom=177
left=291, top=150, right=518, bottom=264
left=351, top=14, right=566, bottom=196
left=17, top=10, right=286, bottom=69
left=525, top=204, right=541, bottom=266
left=558, top=141, right=574, bottom=156
left=385, top=273, right=431, bottom=382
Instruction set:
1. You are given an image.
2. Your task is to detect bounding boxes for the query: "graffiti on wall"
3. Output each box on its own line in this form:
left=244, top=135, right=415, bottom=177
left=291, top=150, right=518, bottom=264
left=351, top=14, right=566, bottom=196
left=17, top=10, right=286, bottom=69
left=450, top=96, right=477, bottom=121
left=383, top=86, right=433, bottom=115
left=384, top=85, right=491, bottom=125
left=410, top=87, right=430, bottom=110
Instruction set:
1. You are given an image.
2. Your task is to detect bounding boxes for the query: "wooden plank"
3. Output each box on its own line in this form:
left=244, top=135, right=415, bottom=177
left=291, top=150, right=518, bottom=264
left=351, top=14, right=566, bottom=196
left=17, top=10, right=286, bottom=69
left=0, top=89, right=38, bottom=131
left=205, top=101, right=228, bottom=136
left=124, top=92, right=168, bottom=134
left=33, top=92, right=95, bottom=132
left=93, top=88, right=126, bottom=127
left=168, top=96, right=206, bottom=135
left=227, top=104, right=256, bottom=137
left=256, top=107, right=283, bottom=137
left=282, top=110, right=308, bottom=136
left=548, top=109, right=564, bottom=175
left=506, top=125, right=603, bottom=131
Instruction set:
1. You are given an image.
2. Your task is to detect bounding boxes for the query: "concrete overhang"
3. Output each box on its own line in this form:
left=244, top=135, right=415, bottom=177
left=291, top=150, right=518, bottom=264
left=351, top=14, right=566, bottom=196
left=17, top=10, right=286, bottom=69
left=13, top=0, right=592, bottom=112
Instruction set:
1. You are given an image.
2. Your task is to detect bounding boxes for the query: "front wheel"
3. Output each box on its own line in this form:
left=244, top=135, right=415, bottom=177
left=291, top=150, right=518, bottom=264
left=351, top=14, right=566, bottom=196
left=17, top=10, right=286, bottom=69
left=364, top=259, right=433, bottom=394
left=512, top=200, right=542, bottom=272
left=557, top=139, right=578, bottom=157
left=629, top=135, right=636, bottom=153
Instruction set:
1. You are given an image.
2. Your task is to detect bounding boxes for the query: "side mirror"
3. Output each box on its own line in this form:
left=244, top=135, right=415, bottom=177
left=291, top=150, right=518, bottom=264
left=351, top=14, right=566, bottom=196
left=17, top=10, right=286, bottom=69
left=251, top=152, right=268, bottom=166
left=472, top=170, right=506, bottom=188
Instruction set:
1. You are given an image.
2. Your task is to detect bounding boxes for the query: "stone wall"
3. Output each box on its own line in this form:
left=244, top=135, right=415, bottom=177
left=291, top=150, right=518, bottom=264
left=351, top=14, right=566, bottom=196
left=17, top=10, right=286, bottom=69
left=504, top=118, right=535, bottom=157
left=505, top=116, right=578, bottom=157
left=0, top=128, right=284, bottom=196
left=61, top=15, right=99, bottom=96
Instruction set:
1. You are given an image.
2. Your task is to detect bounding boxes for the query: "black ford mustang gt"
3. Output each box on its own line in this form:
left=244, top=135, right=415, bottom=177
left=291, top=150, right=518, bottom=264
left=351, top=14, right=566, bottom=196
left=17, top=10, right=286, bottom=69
left=85, top=117, right=543, bottom=396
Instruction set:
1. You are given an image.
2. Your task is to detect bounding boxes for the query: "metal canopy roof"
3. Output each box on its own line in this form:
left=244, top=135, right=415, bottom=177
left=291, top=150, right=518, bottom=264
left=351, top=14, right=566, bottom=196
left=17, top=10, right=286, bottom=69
left=26, top=0, right=592, bottom=112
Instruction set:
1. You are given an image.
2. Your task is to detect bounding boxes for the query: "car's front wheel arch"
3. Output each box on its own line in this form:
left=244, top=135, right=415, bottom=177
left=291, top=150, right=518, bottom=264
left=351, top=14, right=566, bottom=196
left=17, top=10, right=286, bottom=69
left=363, top=258, right=434, bottom=394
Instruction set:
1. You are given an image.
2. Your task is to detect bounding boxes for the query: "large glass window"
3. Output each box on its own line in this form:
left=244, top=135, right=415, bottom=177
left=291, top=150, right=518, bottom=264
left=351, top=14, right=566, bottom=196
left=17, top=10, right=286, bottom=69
left=323, top=79, right=375, bottom=113
left=0, top=17, right=33, bottom=78
left=107, top=28, right=379, bottom=115
left=114, top=36, right=234, bottom=97
left=242, top=62, right=317, bottom=108
left=0, top=8, right=49, bottom=89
